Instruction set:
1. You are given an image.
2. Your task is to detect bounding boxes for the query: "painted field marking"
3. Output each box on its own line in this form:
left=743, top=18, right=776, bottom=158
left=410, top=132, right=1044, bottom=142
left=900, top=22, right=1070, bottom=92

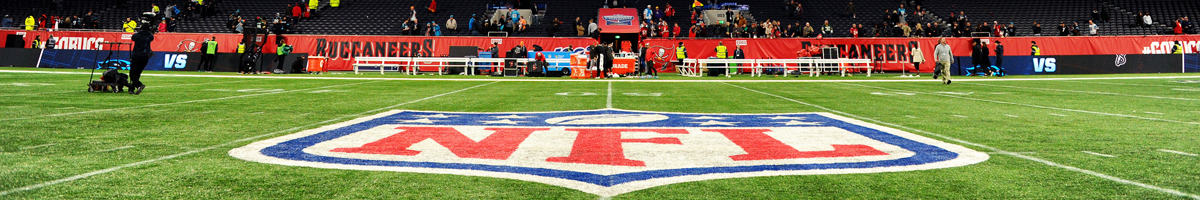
left=0, top=81, right=499, bottom=196
left=987, top=152, right=1036, bottom=155
left=1144, top=112, right=1165, bottom=115
left=905, top=115, right=918, bottom=118
left=6, top=69, right=1200, bottom=83
left=98, top=146, right=134, bottom=153
left=1172, top=88, right=1200, bottom=92
left=0, top=83, right=55, bottom=86
left=554, top=92, right=598, bottom=96
left=606, top=81, right=613, bottom=109
left=1158, top=149, right=1198, bottom=157
left=1050, top=113, right=1068, bottom=117
left=936, top=92, right=974, bottom=95
left=842, top=83, right=1200, bottom=126
left=1005, top=114, right=1020, bottom=118
left=0, top=81, right=376, bottom=122
left=723, top=82, right=1200, bottom=200
left=20, top=144, right=55, bottom=150
left=622, top=93, right=662, bottom=96
left=953, top=115, right=969, bottom=118
left=968, top=83, right=1200, bottom=101
left=1082, top=151, right=1117, bottom=158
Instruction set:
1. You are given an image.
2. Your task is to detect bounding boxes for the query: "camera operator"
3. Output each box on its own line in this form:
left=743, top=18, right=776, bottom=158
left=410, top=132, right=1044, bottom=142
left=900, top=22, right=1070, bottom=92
left=129, top=12, right=160, bottom=95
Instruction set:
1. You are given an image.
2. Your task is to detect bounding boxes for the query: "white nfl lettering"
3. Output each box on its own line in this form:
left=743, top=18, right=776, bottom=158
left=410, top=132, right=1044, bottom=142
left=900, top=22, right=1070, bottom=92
left=231, top=109, right=988, bottom=196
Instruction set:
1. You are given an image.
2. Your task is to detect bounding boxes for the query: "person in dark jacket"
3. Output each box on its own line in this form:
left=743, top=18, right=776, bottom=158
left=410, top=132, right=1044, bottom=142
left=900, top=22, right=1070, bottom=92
left=129, top=23, right=155, bottom=94
left=993, top=40, right=1005, bottom=76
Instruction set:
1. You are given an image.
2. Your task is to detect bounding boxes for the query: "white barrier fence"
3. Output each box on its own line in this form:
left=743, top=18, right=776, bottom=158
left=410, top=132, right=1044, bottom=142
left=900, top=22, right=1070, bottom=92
left=353, top=57, right=872, bottom=78
left=680, top=58, right=874, bottom=77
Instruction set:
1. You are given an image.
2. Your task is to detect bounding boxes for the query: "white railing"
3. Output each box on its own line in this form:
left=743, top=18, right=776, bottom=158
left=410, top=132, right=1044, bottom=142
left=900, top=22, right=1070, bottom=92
left=354, top=57, right=540, bottom=75
left=680, top=58, right=874, bottom=77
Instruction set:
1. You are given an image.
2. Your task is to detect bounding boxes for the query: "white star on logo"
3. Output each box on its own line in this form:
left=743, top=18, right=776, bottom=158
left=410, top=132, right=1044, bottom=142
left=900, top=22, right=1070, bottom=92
left=397, top=118, right=438, bottom=124
left=690, top=120, right=740, bottom=126
left=413, top=114, right=459, bottom=118
left=493, top=115, right=533, bottom=119
left=774, top=120, right=822, bottom=126
left=762, top=116, right=807, bottom=120
left=479, top=119, right=528, bottom=124
left=689, top=116, right=727, bottom=120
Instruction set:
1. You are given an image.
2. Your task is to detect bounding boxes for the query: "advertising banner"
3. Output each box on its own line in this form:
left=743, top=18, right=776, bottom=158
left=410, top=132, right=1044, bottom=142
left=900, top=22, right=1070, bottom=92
left=952, top=54, right=1184, bottom=75
left=598, top=8, right=641, bottom=34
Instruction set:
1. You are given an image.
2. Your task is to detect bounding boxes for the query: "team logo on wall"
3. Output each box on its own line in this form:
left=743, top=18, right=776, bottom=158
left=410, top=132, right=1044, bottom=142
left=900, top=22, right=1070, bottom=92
left=230, top=109, right=988, bottom=196
left=1114, top=54, right=1127, bottom=67
left=177, top=39, right=200, bottom=52
left=602, top=14, right=635, bottom=26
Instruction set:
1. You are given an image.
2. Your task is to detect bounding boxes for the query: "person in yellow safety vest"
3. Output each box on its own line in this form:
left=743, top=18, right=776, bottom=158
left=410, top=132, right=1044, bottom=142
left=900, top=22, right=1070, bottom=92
left=200, top=38, right=218, bottom=72
left=30, top=35, right=41, bottom=49
left=152, top=4, right=160, bottom=13
left=25, top=15, right=35, bottom=30
left=237, top=42, right=245, bottom=54
left=275, top=42, right=293, bottom=72
left=715, top=41, right=727, bottom=58
left=123, top=18, right=137, bottom=32
left=309, top=0, right=319, bottom=10
left=675, top=42, right=687, bottom=64
left=1030, top=41, right=1040, bottom=56
left=1173, top=41, right=1184, bottom=54
left=331, top=0, right=339, bottom=8
left=197, top=0, right=203, bottom=5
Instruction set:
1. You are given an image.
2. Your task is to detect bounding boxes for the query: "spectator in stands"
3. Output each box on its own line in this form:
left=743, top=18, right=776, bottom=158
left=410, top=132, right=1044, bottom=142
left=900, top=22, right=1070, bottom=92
left=1058, top=22, right=1068, bottom=36
left=1071, top=22, right=1081, bottom=36
left=25, top=15, right=36, bottom=30
left=846, top=2, right=856, bottom=19
left=1031, top=21, right=1042, bottom=36
left=665, top=4, right=675, bottom=21
left=292, top=4, right=302, bottom=18
left=424, top=22, right=433, bottom=36
left=850, top=23, right=859, bottom=38
left=898, top=4, right=907, bottom=17
left=726, top=9, right=735, bottom=24
left=470, top=14, right=480, bottom=35
left=802, top=22, right=813, bottom=37
left=588, top=19, right=598, bottom=35
left=821, top=20, right=833, bottom=36
left=433, top=22, right=442, bottom=36
left=447, top=15, right=458, bottom=33
left=900, top=23, right=911, bottom=37
left=1101, top=8, right=1110, bottom=23
left=1091, top=9, right=1100, bottom=22
left=1088, top=20, right=1098, bottom=36
left=690, top=24, right=701, bottom=38
left=914, top=23, right=924, bottom=38
left=518, top=17, right=527, bottom=32
left=1175, top=18, right=1184, bottom=35
left=1182, top=16, right=1194, bottom=34
left=123, top=18, right=136, bottom=32
left=673, top=23, right=681, bottom=39
left=655, top=6, right=665, bottom=22
left=1, top=15, right=11, bottom=28
left=575, top=17, right=585, bottom=36
left=794, top=3, right=803, bottom=19
left=1143, top=13, right=1153, bottom=27
left=547, top=18, right=560, bottom=37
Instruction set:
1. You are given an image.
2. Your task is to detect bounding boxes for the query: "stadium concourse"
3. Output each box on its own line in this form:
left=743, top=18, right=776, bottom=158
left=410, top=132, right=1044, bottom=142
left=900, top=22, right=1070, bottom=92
left=3, top=0, right=1200, bottom=199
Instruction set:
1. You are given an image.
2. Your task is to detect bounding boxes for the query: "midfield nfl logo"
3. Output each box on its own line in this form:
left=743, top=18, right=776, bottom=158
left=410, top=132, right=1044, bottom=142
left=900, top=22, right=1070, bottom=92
left=231, top=109, right=988, bottom=196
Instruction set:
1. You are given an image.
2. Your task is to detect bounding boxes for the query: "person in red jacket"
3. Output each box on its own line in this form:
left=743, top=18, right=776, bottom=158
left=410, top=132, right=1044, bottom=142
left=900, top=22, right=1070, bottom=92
left=672, top=23, right=681, bottom=39
left=292, top=4, right=302, bottom=18
left=1176, top=19, right=1185, bottom=35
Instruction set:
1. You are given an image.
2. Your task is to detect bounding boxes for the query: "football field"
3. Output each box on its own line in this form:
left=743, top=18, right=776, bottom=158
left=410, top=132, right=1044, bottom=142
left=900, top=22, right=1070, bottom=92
left=1, top=68, right=1199, bottom=199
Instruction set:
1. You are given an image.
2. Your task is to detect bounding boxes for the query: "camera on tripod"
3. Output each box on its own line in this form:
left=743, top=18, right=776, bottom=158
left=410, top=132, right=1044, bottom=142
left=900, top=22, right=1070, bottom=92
left=137, top=12, right=161, bottom=33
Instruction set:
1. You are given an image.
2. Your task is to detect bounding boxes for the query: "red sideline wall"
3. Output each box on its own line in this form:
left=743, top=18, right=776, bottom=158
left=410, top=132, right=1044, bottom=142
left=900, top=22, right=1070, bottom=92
left=4, top=30, right=1199, bottom=72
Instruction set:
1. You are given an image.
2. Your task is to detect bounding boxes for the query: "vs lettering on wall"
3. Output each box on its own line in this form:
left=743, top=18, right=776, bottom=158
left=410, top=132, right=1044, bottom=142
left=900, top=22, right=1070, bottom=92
left=34, top=50, right=200, bottom=71
left=231, top=109, right=988, bottom=196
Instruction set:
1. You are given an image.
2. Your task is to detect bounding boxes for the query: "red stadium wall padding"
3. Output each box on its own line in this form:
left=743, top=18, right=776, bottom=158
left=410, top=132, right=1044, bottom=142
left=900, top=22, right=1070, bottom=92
left=4, top=30, right=1200, bottom=72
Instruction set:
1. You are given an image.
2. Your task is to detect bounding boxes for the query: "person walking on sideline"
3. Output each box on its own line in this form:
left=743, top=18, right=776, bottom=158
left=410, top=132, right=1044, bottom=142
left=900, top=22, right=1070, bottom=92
left=933, top=38, right=953, bottom=84
left=911, top=42, right=924, bottom=77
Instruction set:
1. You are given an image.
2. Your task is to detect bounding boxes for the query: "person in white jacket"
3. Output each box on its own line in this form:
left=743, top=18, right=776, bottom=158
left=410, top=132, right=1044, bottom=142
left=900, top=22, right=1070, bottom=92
left=911, top=42, right=925, bottom=77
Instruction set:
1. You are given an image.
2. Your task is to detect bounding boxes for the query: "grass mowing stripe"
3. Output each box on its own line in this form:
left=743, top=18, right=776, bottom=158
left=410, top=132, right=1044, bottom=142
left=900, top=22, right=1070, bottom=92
left=1158, top=149, right=1199, bottom=157
left=19, top=143, right=55, bottom=150
left=0, top=80, right=254, bottom=97
left=1062, top=80, right=1196, bottom=88
left=607, top=81, right=613, bottom=109
left=842, top=83, right=1200, bottom=125
left=0, top=81, right=499, bottom=196
left=96, top=146, right=135, bottom=153
left=722, top=82, right=1200, bottom=200
left=0, top=81, right=376, bottom=122
left=966, top=82, right=1200, bottom=101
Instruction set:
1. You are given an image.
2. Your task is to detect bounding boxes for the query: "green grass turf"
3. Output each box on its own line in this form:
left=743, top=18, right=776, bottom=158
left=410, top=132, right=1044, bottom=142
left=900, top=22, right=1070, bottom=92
left=1, top=68, right=1198, bottom=199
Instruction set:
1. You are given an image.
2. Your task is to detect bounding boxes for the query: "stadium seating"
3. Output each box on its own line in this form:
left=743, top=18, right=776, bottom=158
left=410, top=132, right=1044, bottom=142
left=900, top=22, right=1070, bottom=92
left=2, top=0, right=1195, bottom=37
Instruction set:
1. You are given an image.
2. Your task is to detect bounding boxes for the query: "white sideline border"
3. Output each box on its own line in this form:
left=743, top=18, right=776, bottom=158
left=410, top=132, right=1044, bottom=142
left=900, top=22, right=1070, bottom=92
left=722, top=82, right=1200, bottom=200
left=0, top=81, right=500, bottom=196
left=0, top=81, right=376, bottom=122
left=842, top=83, right=1200, bottom=125
left=3, top=69, right=1200, bottom=83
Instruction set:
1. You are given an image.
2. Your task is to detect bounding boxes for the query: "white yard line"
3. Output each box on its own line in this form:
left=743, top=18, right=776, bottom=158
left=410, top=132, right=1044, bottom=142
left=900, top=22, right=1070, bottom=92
left=97, top=146, right=134, bottom=153
left=723, top=82, right=1200, bottom=200
left=19, top=143, right=55, bottom=150
left=1049, top=113, right=1068, bottom=117
left=5, top=70, right=1200, bottom=83
left=953, top=115, right=969, bottom=118
left=968, top=83, right=1200, bottom=101
left=0, top=81, right=499, bottom=196
left=0, top=81, right=376, bottom=122
left=1062, top=80, right=1194, bottom=88
left=606, top=81, right=613, bottom=109
left=0, top=80, right=253, bottom=97
left=1144, top=112, right=1165, bottom=115
left=1005, top=114, right=1020, bottom=118
left=1082, top=151, right=1117, bottom=158
left=842, top=83, right=1200, bottom=125
left=1158, top=149, right=1198, bottom=157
